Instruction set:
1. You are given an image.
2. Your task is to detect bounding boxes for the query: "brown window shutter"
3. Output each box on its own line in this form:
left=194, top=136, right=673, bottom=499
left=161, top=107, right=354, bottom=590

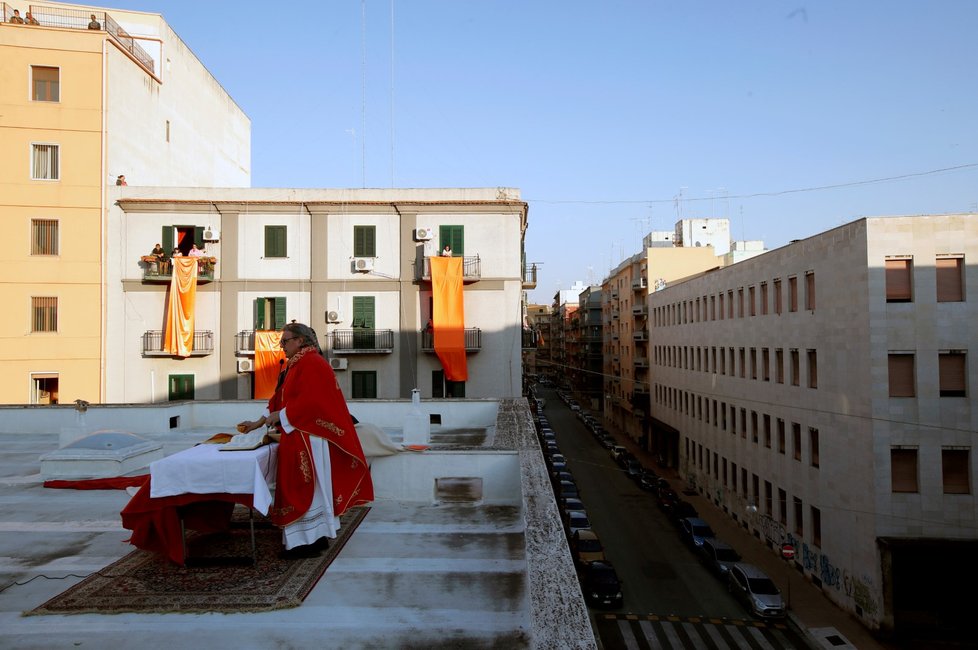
left=891, top=449, right=918, bottom=492
left=888, top=354, right=915, bottom=397
left=885, top=259, right=912, bottom=301
left=936, top=257, right=963, bottom=302
left=939, top=353, right=966, bottom=396
left=942, top=449, right=970, bottom=494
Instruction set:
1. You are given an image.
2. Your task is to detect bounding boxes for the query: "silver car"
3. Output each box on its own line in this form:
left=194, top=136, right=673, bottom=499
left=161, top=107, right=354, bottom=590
left=727, top=563, right=785, bottom=619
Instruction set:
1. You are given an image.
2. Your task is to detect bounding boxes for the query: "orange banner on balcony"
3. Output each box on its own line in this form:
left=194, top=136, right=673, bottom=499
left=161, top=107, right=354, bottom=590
left=430, top=256, right=468, bottom=381
left=254, top=330, right=286, bottom=399
left=163, top=257, right=198, bottom=357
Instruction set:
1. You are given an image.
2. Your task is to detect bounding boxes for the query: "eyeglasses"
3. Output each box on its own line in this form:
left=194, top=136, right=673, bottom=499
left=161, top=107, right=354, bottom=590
left=279, top=336, right=299, bottom=347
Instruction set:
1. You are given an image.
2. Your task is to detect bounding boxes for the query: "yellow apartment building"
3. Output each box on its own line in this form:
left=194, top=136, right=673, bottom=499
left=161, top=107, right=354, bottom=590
left=0, top=2, right=250, bottom=404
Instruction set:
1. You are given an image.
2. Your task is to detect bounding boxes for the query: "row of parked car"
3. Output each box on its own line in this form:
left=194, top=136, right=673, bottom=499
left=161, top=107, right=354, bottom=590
left=550, top=389, right=787, bottom=620
left=532, top=396, right=624, bottom=609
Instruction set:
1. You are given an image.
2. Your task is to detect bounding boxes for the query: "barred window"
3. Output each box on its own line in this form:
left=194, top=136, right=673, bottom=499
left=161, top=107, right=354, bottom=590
left=32, top=143, right=60, bottom=180
left=32, top=297, right=58, bottom=332
left=31, top=219, right=59, bottom=255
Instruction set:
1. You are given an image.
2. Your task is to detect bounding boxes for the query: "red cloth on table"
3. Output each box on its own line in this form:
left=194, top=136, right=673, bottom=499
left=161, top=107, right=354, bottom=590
left=267, top=346, right=373, bottom=527
left=120, top=481, right=254, bottom=565
left=45, top=475, right=149, bottom=490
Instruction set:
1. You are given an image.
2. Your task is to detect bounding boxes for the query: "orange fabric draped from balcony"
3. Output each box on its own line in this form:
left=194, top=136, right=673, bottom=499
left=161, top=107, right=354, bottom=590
left=254, top=331, right=286, bottom=399
left=163, top=257, right=198, bottom=357
left=430, top=256, right=468, bottom=381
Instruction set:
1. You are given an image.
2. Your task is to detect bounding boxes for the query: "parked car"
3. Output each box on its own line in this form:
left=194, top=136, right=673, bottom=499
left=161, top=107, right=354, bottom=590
left=679, top=517, right=716, bottom=548
left=728, top=563, right=785, bottom=619
left=637, top=470, right=659, bottom=492
left=580, top=560, right=623, bottom=608
left=656, top=488, right=679, bottom=513
left=624, top=458, right=643, bottom=479
left=669, top=500, right=699, bottom=527
left=700, top=538, right=742, bottom=578
left=598, top=435, right=615, bottom=449
left=555, top=480, right=579, bottom=501
left=610, top=445, right=628, bottom=462
left=550, top=470, right=575, bottom=487
left=559, top=496, right=586, bottom=514
left=569, top=529, right=605, bottom=566
left=563, top=510, right=591, bottom=538
left=615, top=450, right=636, bottom=469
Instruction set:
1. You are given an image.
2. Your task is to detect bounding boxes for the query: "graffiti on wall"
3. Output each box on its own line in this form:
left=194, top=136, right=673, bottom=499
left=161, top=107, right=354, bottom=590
left=797, top=542, right=880, bottom=618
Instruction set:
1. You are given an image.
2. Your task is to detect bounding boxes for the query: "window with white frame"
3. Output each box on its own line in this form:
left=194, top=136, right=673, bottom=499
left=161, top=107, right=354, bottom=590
left=31, top=143, right=59, bottom=180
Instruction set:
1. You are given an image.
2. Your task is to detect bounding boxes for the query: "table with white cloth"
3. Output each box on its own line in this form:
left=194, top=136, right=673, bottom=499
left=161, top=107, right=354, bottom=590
left=121, top=442, right=278, bottom=565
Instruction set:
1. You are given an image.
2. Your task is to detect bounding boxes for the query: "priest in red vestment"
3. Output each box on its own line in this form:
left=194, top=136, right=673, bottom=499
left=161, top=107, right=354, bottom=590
left=238, top=322, right=373, bottom=557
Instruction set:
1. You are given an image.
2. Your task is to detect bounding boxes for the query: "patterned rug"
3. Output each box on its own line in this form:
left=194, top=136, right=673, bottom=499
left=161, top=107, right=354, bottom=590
left=27, top=506, right=369, bottom=615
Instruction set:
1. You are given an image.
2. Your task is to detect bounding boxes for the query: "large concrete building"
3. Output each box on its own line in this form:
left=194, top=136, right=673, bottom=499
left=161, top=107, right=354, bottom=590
left=646, top=215, right=977, bottom=642
left=0, top=2, right=250, bottom=405
left=105, top=187, right=531, bottom=402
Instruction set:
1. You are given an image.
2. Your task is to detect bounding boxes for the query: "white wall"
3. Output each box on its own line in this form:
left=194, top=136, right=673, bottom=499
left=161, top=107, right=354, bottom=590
left=237, top=211, right=311, bottom=280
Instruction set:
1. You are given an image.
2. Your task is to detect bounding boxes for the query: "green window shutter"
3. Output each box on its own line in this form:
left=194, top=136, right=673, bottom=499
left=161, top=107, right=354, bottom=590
left=168, top=374, right=195, bottom=401
left=439, top=225, right=463, bottom=255
left=194, top=227, right=205, bottom=249
left=352, top=296, right=375, bottom=328
left=354, top=226, right=376, bottom=257
left=162, top=226, right=173, bottom=254
left=352, top=371, right=378, bottom=398
left=254, top=298, right=266, bottom=330
left=273, top=296, right=287, bottom=329
left=265, top=226, right=287, bottom=258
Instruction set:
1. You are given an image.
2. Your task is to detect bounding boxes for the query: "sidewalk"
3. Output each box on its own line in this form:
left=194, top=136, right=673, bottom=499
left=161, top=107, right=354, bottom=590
left=606, top=424, right=895, bottom=650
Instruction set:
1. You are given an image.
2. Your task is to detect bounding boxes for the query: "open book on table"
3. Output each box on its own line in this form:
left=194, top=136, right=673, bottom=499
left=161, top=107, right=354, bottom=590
left=219, top=430, right=272, bottom=451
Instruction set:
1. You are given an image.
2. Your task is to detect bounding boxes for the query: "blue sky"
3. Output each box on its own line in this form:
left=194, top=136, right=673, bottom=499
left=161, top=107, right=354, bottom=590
left=116, top=1, right=977, bottom=302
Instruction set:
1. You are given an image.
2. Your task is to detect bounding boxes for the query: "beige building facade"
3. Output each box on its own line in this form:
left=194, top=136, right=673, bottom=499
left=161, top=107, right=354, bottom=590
left=647, top=215, right=977, bottom=640
left=106, top=187, right=529, bottom=402
left=0, top=1, right=250, bottom=405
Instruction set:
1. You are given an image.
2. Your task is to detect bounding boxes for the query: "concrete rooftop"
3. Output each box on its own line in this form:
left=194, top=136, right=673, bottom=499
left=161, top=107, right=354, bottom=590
left=0, top=399, right=595, bottom=649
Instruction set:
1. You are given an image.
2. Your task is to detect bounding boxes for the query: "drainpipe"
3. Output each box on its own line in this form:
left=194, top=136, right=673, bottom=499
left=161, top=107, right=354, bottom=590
left=99, top=37, right=108, bottom=403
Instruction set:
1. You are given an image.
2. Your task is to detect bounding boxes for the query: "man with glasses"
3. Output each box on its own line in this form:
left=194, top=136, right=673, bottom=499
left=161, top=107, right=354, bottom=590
left=238, top=322, right=373, bottom=558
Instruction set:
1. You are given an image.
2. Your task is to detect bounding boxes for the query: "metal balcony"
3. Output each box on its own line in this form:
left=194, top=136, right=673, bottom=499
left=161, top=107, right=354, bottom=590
left=632, top=304, right=648, bottom=316
left=633, top=331, right=648, bottom=341
left=522, top=263, right=538, bottom=290
left=236, top=330, right=256, bottom=355
left=522, top=328, right=539, bottom=349
left=140, top=257, right=216, bottom=283
left=632, top=277, right=648, bottom=291
left=142, top=330, right=213, bottom=356
left=417, top=256, right=481, bottom=282
left=328, top=329, right=395, bottom=354
left=421, top=328, right=483, bottom=352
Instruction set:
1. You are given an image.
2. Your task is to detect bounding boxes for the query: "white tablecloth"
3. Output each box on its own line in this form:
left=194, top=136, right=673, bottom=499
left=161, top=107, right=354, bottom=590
left=149, top=443, right=278, bottom=515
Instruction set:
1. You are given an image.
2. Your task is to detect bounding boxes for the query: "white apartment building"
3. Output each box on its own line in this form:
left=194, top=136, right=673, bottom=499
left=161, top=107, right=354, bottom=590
left=105, top=187, right=530, bottom=403
left=647, top=215, right=977, bottom=640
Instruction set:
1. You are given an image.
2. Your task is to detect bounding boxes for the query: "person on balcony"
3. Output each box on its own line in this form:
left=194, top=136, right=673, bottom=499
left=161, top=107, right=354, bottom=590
left=116, top=174, right=127, bottom=185
left=237, top=322, right=373, bottom=558
left=441, top=244, right=453, bottom=257
left=9, top=9, right=24, bottom=23
left=88, top=14, right=101, bottom=30
left=25, top=11, right=39, bottom=25
left=150, top=243, right=165, bottom=274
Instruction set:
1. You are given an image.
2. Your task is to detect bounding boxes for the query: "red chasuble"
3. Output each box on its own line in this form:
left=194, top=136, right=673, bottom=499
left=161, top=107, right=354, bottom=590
left=267, top=347, right=373, bottom=526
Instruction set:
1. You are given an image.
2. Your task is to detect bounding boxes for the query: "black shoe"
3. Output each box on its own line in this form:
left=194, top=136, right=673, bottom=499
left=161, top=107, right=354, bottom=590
left=278, top=544, right=321, bottom=560
left=311, top=536, right=331, bottom=551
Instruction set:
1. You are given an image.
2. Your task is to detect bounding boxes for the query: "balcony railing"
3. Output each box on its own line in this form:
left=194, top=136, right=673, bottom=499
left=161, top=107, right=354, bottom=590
left=417, top=255, right=481, bottom=282
left=632, top=278, right=648, bottom=291
left=235, top=330, right=256, bottom=355
left=634, top=358, right=649, bottom=368
left=633, top=331, right=648, bottom=341
left=522, top=263, right=538, bottom=290
left=328, top=329, right=395, bottom=354
left=421, top=328, right=482, bottom=352
left=10, top=5, right=156, bottom=76
left=142, top=330, right=213, bottom=356
left=522, top=328, right=538, bottom=349
left=632, top=304, right=648, bottom=316
left=140, top=256, right=216, bottom=283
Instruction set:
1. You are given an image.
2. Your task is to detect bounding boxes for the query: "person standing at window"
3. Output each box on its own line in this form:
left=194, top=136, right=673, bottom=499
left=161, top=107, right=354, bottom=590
left=441, top=244, right=452, bottom=257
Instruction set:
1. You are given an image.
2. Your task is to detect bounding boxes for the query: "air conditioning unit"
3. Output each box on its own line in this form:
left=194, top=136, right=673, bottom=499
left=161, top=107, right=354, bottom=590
left=202, top=226, right=220, bottom=241
left=326, top=310, right=342, bottom=324
left=414, top=227, right=433, bottom=241
left=353, top=257, right=375, bottom=272
left=329, top=358, right=348, bottom=371
left=237, top=358, right=254, bottom=373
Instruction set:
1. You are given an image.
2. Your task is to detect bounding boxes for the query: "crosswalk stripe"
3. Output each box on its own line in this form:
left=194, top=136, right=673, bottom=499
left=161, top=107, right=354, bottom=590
left=619, top=619, right=642, bottom=650
left=723, top=624, right=754, bottom=649
left=746, top=624, right=778, bottom=650
left=638, top=619, right=664, bottom=649
left=702, top=622, right=729, bottom=649
left=681, top=622, right=709, bottom=650
left=660, top=618, right=685, bottom=648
